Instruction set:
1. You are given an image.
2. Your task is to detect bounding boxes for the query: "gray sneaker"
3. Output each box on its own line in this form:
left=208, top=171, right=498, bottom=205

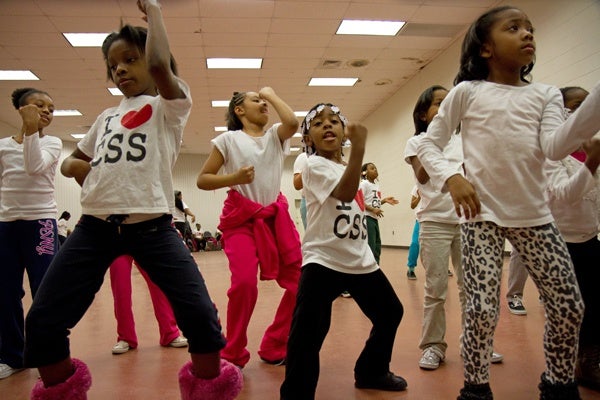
left=419, top=347, right=445, bottom=370
left=0, top=363, right=25, bottom=379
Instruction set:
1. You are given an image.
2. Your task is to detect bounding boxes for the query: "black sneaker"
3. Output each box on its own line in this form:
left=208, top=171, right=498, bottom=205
left=407, top=270, right=417, bottom=280
left=355, top=371, right=407, bottom=391
left=457, top=382, right=493, bottom=400
left=260, top=357, right=285, bottom=366
left=507, top=295, right=527, bottom=315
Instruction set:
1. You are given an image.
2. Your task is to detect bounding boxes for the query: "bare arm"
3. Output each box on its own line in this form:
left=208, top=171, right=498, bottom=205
left=293, top=173, right=303, bottom=190
left=258, top=87, right=299, bottom=143
left=61, top=148, right=92, bottom=187
left=408, top=155, right=430, bottom=184
left=138, top=0, right=184, bottom=100
left=331, top=123, right=367, bottom=202
left=196, top=147, right=255, bottom=190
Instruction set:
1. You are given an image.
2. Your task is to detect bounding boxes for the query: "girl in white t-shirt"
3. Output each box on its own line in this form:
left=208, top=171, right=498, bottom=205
left=292, top=133, right=313, bottom=229
left=417, top=6, right=600, bottom=400
left=24, top=2, right=241, bottom=400
left=359, top=162, right=398, bottom=264
left=197, top=87, right=302, bottom=368
left=280, top=103, right=406, bottom=400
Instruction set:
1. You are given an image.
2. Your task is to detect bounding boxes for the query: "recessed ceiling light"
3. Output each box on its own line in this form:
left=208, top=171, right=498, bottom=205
left=54, top=110, right=82, bottom=117
left=336, top=20, right=405, bottom=36
left=63, top=33, right=109, bottom=47
left=308, top=78, right=358, bottom=87
left=214, top=126, right=227, bottom=132
left=70, top=133, right=86, bottom=139
left=206, top=58, right=262, bottom=69
left=108, top=87, right=123, bottom=96
left=211, top=100, right=229, bottom=107
left=0, top=70, right=39, bottom=80
left=294, top=111, right=308, bottom=117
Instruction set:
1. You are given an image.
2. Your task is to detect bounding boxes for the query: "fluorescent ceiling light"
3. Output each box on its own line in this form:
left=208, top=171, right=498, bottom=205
left=54, top=109, right=82, bottom=117
left=292, top=132, right=302, bottom=138
left=290, top=146, right=301, bottom=152
left=336, top=20, right=405, bottom=36
left=294, top=111, right=308, bottom=117
left=211, top=100, right=229, bottom=107
left=63, top=33, right=109, bottom=47
left=308, top=78, right=358, bottom=87
left=70, top=133, right=86, bottom=139
left=108, top=87, right=123, bottom=96
left=0, top=70, right=39, bottom=80
left=206, top=58, right=262, bottom=69
left=214, top=126, right=227, bottom=132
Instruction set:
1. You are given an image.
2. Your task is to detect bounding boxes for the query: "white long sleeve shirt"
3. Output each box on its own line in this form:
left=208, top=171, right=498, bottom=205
left=545, top=156, right=598, bottom=243
left=417, top=80, right=600, bottom=227
left=0, top=132, right=62, bottom=221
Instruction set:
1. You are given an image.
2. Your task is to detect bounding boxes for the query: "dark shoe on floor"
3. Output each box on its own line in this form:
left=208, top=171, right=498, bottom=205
left=575, top=345, right=600, bottom=391
left=407, top=270, right=417, bottom=280
left=355, top=371, right=407, bottom=391
left=539, top=374, right=581, bottom=400
left=457, top=382, right=493, bottom=400
left=260, top=357, right=286, bottom=366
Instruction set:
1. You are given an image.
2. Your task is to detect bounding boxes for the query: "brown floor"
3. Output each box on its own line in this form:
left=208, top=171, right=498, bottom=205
left=2, top=248, right=599, bottom=400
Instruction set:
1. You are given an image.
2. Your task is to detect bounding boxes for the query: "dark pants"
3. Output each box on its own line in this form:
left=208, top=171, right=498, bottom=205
left=366, top=216, right=381, bottom=263
left=24, top=214, right=225, bottom=367
left=0, top=219, right=58, bottom=368
left=280, top=263, right=403, bottom=400
left=567, top=237, right=600, bottom=347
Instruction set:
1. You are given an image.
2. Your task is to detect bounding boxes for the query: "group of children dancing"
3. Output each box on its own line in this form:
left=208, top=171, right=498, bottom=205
left=1, top=1, right=599, bottom=400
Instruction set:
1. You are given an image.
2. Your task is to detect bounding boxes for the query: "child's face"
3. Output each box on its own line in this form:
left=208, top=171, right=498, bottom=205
left=106, top=39, right=156, bottom=98
left=564, top=88, right=588, bottom=113
left=25, top=92, right=55, bottom=130
left=482, top=8, right=535, bottom=72
left=236, top=92, right=269, bottom=128
left=424, top=89, right=448, bottom=124
left=365, top=163, right=378, bottom=180
left=307, top=107, right=345, bottom=158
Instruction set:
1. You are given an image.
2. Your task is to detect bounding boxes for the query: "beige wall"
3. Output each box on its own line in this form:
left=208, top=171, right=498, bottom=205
left=54, top=0, right=600, bottom=243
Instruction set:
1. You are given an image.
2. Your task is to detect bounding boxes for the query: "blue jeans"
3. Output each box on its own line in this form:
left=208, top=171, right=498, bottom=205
left=407, top=220, right=420, bottom=268
left=0, top=219, right=57, bottom=368
left=24, top=214, right=225, bottom=367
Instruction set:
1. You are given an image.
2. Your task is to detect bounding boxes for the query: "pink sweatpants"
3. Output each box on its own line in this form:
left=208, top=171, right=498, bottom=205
left=109, top=255, right=181, bottom=347
left=220, top=225, right=300, bottom=367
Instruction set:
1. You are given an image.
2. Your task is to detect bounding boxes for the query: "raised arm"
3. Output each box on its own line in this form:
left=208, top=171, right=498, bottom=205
left=258, top=87, right=299, bottom=143
left=331, top=123, right=367, bottom=202
left=138, top=0, right=184, bottom=100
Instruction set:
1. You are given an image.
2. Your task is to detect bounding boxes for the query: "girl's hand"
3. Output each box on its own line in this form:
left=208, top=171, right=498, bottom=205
left=235, top=165, right=255, bottom=185
left=19, top=104, right=41, bottom=135
left=446, top=174, right=480, bottom=219
left=63, top=158, right=91, bottom=187
left=258, top=87, right=276, bottom=102
left=344, top=122, right=367, bottom=150
left=374, top=207, right=384, bottom=217
left=382, top=196, right=399, bottom=205
left=137, top=0, right=160, bottom=20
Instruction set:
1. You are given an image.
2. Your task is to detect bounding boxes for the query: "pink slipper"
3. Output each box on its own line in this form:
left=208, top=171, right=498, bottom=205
left=179, top=359, right=243, bottom=400
left=31, top=358, right=92, bottom=400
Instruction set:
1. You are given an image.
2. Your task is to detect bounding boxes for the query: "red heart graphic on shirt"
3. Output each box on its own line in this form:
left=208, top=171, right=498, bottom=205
left=355, top=189, right=365, bottom=211
left=121, top=104, right=152, bottom=129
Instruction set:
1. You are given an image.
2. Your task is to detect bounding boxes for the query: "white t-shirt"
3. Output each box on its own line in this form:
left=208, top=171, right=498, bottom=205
left=302, top=155, right=378, bottom=274
left=173, top=200, right=188, bottom=222
left=293, top=152, right=309, bottom=197
left=404, top=133, right=461, bottom=223
left=417, top=80, right=600, bottom=227
left=57, top=218, right=69, bottom=236
left=359, top=179, right=382, bottom=219
left=0, top=133, right=62, bottom=221
left=78, top=78, right=192, bottom=217
left=212, top=124, right=290, bottom=206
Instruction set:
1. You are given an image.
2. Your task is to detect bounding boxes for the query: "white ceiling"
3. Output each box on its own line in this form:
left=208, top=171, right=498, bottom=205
left=0, top=0, right=501, bottom=154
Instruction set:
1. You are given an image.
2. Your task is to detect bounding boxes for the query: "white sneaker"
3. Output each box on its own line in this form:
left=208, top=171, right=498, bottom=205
left=507, top=295, right=527, bottom=315
left=0, top=363, right=25, bottom=379
left=112, top=340, right=130, bottom=354
left=419, top=347, right=445, bottom=370
left=491, top=351, right=504, bottom=363
left=168, top=336, right=188, bottom=348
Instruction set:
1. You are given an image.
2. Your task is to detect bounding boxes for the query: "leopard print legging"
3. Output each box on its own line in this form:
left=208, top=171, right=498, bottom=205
left=461, top=222, right=583, bottom=385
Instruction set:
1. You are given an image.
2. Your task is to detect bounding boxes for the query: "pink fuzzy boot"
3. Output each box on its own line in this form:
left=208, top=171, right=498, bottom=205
left=31, top=359, right=92, bottom=400
left=178, top=359, right=243, bottom=400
